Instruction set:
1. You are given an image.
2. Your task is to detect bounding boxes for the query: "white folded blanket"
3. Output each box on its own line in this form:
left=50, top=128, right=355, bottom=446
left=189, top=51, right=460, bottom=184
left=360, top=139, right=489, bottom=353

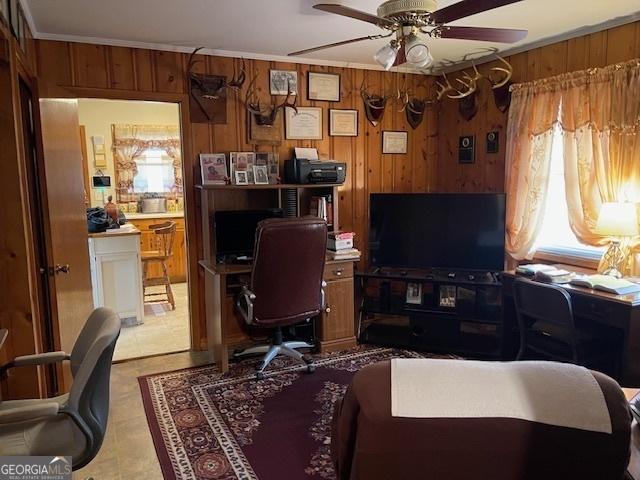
left=391, top=358, right=612, bottom=434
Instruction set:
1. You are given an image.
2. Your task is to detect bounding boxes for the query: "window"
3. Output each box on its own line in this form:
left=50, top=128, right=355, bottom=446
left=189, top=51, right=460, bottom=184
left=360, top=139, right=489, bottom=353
left=532, top=126, right=605, bottom=262
left=133, top=149, right=175, bottom=193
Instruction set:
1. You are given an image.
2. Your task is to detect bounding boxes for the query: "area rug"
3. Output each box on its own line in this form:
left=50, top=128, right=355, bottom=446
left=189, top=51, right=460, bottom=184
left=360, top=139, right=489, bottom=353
left=139, top=346, right=450, bottom=480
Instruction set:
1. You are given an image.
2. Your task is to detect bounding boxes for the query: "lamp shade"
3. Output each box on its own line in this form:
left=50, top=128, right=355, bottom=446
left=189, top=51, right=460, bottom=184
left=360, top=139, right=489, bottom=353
left=595, top=202, right=640, bottom=237
left=374, top=41, right=400, bottom=71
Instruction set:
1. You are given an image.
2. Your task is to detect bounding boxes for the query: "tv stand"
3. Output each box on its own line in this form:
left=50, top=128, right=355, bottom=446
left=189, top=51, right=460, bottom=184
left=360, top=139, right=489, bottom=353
left=356, top=267, right=503, bottom=358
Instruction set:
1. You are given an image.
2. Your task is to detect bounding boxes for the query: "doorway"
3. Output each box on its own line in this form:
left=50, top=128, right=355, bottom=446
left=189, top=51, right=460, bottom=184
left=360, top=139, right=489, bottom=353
left=77, top=98, right=191, bottom=361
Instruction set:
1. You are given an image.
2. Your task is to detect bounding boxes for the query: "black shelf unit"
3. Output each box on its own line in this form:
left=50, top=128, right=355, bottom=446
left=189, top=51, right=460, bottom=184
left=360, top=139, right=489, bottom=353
left=357, top=268, right=504, bottom=359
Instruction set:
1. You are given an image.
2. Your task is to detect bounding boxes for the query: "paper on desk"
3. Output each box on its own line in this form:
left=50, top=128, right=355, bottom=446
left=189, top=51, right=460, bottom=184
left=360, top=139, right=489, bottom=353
left=295, top=147, right=319, bottom=160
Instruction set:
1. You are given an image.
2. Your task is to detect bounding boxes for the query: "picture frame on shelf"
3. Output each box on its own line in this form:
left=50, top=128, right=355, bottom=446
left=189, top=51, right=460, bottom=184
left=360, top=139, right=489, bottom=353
left=308, top=72, right=340, bottom=102
left=406, top=283, right=423, bottom=305
left=382, top=130, right=408, bottom=154
left=253, top=165, right=269, bottom=185
left=285, top=106, right=323, bottom=140
left=270, top=70, right=298, bottom=96
left=329, top=109, right=358, bottom=137
left=230, top=152, right=256, bottom=184
left=200, top=153, right=228, bottom=186
left=234, top=170, right=249, bottom=186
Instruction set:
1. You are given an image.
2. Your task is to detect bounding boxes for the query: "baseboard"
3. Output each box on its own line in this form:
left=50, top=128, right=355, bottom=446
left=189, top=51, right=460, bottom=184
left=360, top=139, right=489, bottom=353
left=319, top=336, right=358, bottom=353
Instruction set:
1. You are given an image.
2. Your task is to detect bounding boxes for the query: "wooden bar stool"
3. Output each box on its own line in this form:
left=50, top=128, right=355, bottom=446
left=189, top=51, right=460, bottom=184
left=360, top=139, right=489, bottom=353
left=142, top=221, right=177, bottom=310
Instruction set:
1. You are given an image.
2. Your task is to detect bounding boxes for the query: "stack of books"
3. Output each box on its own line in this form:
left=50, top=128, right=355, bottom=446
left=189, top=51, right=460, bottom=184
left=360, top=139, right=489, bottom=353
left=516, top=263, right=574, bottom=284
left=327, top=231, right=360, bottom=261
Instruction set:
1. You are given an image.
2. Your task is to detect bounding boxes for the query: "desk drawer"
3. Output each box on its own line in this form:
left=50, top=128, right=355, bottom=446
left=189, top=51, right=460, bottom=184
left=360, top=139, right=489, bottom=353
left=324, top=262, right=354, bottom=282
left=571, top=294, right=629, bottom=327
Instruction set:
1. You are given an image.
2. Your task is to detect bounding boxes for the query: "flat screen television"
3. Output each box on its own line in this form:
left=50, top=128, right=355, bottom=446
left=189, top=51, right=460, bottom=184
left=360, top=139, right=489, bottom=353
left=214, top=209, right=283, bottom=258
left=369, top=193, right=506, bottom=271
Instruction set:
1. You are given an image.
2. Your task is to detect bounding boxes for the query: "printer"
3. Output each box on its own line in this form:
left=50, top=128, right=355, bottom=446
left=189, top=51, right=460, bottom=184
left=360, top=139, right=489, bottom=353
left=284, top=158, right=347, bottom=184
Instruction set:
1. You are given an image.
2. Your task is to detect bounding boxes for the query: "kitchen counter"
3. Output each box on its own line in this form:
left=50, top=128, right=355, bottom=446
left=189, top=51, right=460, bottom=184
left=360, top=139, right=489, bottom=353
left=125, top=212, right=184, bottom=220
left=88, top=226, right=141, bottom=238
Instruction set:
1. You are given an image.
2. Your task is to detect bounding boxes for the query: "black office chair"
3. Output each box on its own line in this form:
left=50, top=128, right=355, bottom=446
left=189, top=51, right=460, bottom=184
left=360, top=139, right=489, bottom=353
left=513, top=278, right=617, bottom=371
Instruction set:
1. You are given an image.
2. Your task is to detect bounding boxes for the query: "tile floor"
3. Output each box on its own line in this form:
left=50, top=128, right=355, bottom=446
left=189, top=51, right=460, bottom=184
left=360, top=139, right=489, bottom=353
left=112, top=282, right=191, bottom=362
left=74, top=350, right=213, bottom=480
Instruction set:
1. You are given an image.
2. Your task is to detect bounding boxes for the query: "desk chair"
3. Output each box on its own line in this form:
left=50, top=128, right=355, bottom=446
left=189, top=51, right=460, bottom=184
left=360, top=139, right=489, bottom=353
left=0, top=307, right=120, bottom=470
left=142, top=220, right=177, bottom=310
left=514, top=278, right=616, bottom=370
left=236, top=217, right=327, bottom=380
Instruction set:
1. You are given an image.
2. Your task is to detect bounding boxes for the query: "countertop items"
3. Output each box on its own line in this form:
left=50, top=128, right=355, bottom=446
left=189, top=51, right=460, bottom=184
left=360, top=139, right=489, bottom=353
left=125, top=212, right=184, bottom=220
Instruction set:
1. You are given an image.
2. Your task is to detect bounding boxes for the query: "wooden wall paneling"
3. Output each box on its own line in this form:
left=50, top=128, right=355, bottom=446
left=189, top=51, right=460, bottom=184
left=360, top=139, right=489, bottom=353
left=35, top=40, right=72, bottom=87
left=588, top=30, right=609, bottom=68
left=436, top=21, right=640, bottom=194
left=153, top=50, right=184, bottom=93
left=605, top=23, right=637, bottom=64
left=108, top=46, right=135, bottom=90
left=70, top=43, right=109, bottom=88
left=133, top=48, right=155, bottom=92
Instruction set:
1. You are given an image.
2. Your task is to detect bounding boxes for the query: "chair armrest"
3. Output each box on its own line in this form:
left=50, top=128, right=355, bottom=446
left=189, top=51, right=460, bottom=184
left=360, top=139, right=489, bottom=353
left=236, top=287, right=256, bottom=325
left=321, top=281, right=327, bottom=309
left=14, top=351, right=70, bottom=367
left=0, top=402, right=60, bottom=424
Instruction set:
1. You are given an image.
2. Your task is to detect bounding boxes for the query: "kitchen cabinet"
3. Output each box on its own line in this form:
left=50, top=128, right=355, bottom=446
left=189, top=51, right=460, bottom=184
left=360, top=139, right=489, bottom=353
left=127, top=216, right=187, bottom=283
left=88, top=228, right=144, bottom=325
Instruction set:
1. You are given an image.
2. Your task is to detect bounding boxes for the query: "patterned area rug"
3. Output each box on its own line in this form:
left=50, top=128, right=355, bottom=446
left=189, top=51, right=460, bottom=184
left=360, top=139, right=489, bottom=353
left=138, top=346, right=446, bottom=480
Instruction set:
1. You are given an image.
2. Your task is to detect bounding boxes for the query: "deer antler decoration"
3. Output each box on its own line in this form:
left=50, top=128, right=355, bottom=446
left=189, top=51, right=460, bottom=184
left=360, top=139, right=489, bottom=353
left=243, top=75, right=297, bottom=127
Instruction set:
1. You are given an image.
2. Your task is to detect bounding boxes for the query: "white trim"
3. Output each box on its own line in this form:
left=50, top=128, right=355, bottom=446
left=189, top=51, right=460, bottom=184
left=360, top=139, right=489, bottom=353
left=440, top=11, right=640, bottom=74
left=18, top=0, right=37, bottom=40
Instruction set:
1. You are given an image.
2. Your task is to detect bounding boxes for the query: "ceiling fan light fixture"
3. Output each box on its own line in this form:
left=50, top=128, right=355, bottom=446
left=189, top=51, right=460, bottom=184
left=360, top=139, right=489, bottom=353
left=374, top=40, right=401, bottom=70
left=404, top=33, right=433, bottom=67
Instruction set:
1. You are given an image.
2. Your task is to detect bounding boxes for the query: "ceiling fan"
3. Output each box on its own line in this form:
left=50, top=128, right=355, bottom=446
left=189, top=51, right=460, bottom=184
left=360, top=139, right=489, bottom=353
left=289, top=0, right=528, bottom=70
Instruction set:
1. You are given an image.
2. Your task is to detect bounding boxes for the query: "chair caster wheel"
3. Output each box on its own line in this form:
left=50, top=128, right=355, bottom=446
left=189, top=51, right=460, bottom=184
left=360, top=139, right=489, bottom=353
left=256, top=371, right=265, bottom=380
left=306, top=364, right=315, bottom=374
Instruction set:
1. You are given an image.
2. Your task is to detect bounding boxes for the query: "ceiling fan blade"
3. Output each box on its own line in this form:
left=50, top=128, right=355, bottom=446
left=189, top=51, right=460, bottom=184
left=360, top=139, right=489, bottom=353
left=313, top=4, right=395, bottom=28
left=431, top=0, right=524, bottom=24
left=441, top=26, right=527, bottom=43
left=289, top=34, right=389, bottom=56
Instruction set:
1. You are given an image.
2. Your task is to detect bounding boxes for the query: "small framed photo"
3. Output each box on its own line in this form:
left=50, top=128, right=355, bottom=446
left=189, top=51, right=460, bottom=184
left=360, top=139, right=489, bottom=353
left=200, top=153, right=228, bottom=185
left=406, top=283, right=423, bottom=305
left=230, top=152, right=255, bottom=183
left=234, top=170, right=249, bottom=185
left=308, top=72, right=340, bottom=102
left=268, top=154, right=279, bottom=184
left=329, top=109, right=358, bottom=137
left=270, top=70, right=298, bottom=96
left=285, top=106, right=323, bottom=140
left=253, top=165, right=269, bottom=185
left=439, top=285, right=457, bottom=308
left=382, top=131, right=408, bottom=154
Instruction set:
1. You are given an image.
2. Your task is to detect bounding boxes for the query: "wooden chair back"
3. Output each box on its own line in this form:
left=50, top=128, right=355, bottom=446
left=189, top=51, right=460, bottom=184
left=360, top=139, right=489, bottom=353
left=150, top=221, right=177, bottom=258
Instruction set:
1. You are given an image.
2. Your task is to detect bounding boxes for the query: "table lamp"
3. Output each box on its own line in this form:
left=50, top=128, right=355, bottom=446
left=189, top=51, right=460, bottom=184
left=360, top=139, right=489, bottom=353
left=596, top=202, right=639, bottom=278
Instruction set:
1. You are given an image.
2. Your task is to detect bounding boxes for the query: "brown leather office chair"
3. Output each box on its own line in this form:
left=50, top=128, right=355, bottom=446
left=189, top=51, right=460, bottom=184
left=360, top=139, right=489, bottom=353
left=236, top=217, right=327, bottom=379
left=142, top=221, right=177, bottom=310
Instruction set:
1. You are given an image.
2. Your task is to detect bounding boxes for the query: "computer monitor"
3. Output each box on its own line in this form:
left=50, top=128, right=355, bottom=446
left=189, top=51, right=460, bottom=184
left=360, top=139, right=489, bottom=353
left=214, top=209, right=284, bottom=259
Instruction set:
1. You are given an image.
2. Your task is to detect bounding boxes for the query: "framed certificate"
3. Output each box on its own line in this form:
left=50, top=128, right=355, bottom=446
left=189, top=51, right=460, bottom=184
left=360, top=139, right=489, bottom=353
left=382, top=131, right=408, bottom=154
left=329, top=109, right=358, bottom=137
left=285, top=107, right=323, bottom=140
left=308, top=72, right=340, bottom=102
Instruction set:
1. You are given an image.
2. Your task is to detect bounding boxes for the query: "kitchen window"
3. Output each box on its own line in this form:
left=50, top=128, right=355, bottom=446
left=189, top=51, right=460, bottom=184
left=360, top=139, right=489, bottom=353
left=133, top=149, right=175, bottom=193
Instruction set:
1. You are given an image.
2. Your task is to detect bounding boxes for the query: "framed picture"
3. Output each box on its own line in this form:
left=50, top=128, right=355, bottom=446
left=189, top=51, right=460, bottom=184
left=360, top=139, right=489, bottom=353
left=253, top=165, right=269, bottom=185
left=270, top=70, right=298, bottom=96
left=200, top=153, right=228, bottom=185
left=234, top=170, right=249, bottom=186
left=285, top=106, right=322, bottom=140
left=406, top=283, right=423, bottom=305
left=268, top=157, right=279, bottom=184
left=230, top=152, right=255, bottom=184
left=308, top=72, right=340, bottom=102
left=382, top=131, right=408, bottom=154
left=439, top=285, right=457, bottom=308
left=329, top=109, right=358, bottom=137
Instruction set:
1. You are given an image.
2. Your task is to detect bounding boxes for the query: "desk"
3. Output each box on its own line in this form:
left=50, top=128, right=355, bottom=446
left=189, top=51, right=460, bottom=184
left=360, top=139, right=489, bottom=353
left=199, top=259, right=357, bottom=373
left=502, top=270, right=640, bottom=386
